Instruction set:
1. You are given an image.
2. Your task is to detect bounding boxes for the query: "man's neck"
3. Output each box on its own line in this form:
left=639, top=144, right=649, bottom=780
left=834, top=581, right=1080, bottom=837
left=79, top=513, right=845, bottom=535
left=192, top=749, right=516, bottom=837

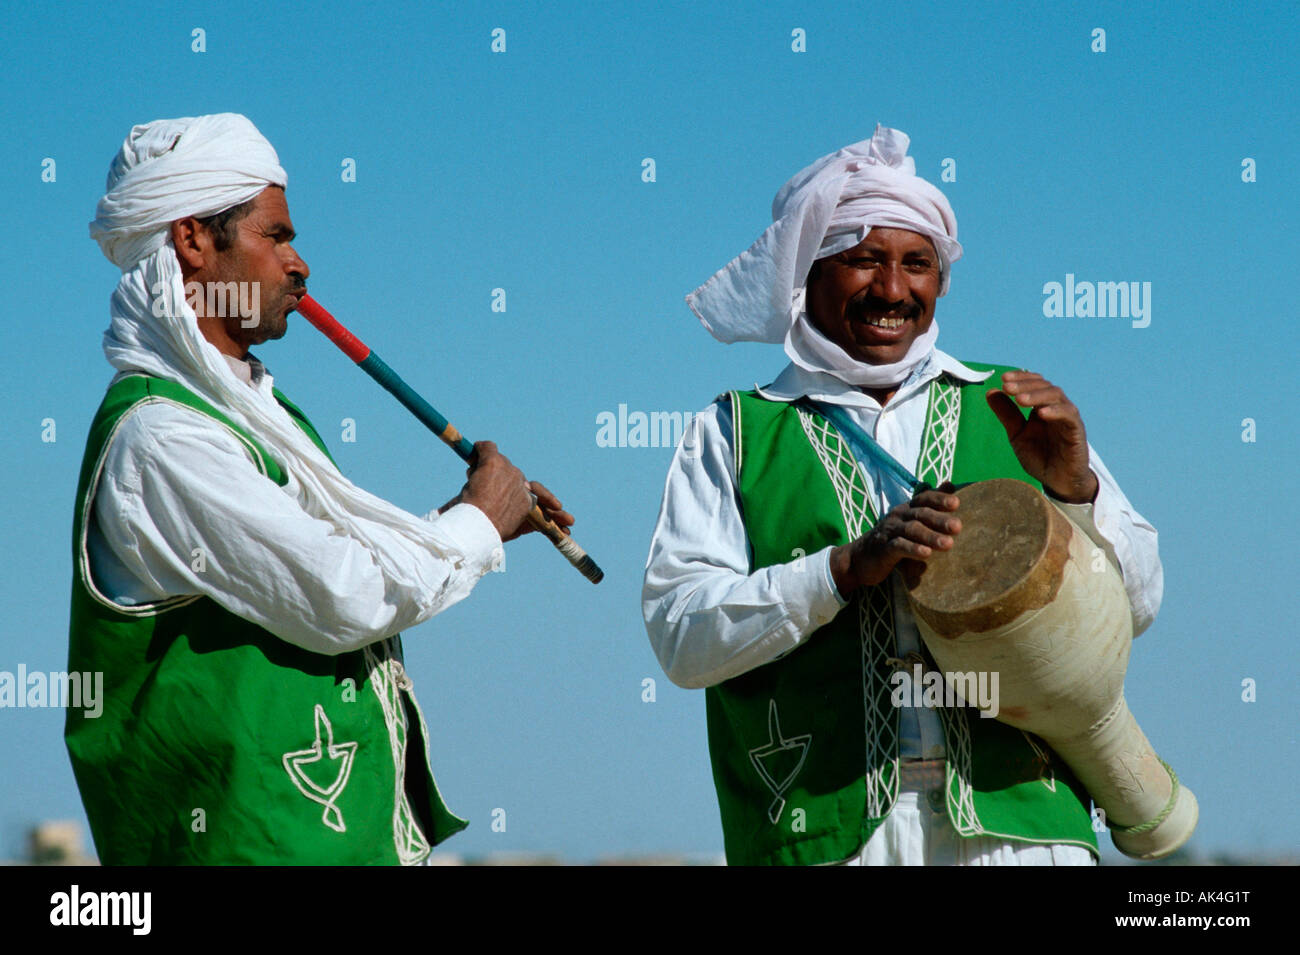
left=862, top=386, right=897, bottom=407
left=222, top=353, right=265, bottom=387
left=196, top=316, right=248, bottom=360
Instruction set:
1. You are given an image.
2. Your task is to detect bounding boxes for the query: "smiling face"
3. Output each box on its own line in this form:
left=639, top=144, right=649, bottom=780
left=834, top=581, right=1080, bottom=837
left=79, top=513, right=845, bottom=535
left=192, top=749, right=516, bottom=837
left=804, top=227, right=941, bottom=366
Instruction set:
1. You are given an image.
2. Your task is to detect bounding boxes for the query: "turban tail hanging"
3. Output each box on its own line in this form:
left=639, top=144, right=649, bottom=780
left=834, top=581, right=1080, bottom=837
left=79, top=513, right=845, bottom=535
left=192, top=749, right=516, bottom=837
left=686, top=125, right=963, bottom=387
left=88, top=113, right=493, bottom=595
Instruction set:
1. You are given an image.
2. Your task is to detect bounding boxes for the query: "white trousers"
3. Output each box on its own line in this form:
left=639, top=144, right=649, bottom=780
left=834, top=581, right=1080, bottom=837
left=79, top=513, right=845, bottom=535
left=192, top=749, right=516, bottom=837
left=840, top=760, right=1097, bottom=866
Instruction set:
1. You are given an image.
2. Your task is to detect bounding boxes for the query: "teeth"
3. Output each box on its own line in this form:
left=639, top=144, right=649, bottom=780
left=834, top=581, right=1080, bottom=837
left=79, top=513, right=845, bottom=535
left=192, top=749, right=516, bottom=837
left=863, top=316, right=907, bottom=329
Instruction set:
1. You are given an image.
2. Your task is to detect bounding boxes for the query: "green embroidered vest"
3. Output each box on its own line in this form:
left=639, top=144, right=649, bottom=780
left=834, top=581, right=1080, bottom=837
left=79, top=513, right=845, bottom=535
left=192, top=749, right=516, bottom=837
left=707, top=362, right=1098, bottom=865
left=66, top=375, right=467, bottom=865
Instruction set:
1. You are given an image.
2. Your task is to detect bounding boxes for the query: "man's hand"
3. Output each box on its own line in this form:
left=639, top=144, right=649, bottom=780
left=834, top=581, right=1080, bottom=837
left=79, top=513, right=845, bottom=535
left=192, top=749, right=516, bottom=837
left=829, top=484, right=962, bottom=598
left=505, top=480, right=575, bottom=543
left=454, top=441, right=535, bottom=541
left=986, top=371, right=1099, bottom=504
left=442, top=442, right=576, bottom=543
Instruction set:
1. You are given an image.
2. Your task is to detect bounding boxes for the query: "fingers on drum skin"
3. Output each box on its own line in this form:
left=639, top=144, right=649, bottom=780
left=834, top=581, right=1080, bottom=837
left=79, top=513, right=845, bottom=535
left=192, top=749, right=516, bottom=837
left=908, top=508, right=960, bottom=536
left=914, top=503, right=961, bottom=529
left=895, top=500, right=959, bottom=533
left=908, top=487, right=960, bottom=510
left=902, top=518, right=952, bottom=550
left=891, top=537, right=931, bottom=559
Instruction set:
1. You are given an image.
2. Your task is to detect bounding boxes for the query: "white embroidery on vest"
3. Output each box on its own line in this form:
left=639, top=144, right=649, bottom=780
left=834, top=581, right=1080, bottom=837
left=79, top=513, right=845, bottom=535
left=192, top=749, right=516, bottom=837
left=364, top=643, right=432, bottom=864
left=796, top=407, right=901, bottom=817
left=749, top=699, right=813, bottom=824
left=283, top=704, right=358, bottom=832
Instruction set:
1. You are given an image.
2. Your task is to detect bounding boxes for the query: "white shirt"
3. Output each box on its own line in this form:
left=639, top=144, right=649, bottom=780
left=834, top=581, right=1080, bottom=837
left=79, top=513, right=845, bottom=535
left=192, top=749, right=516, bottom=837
left=85, top=356, right=504, bottom=656
left=641, top=349, right=1164, bottom=759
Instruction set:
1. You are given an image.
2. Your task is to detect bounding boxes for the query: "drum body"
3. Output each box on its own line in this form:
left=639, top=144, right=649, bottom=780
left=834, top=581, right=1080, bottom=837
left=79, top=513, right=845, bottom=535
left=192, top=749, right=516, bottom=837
left=904, top=479, right=1197, bottom=860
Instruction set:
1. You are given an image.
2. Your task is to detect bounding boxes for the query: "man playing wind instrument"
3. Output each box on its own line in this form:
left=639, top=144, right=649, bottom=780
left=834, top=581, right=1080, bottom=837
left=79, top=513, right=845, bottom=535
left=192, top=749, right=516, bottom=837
left=642, top=125, right=1162, bottom=865
left=69, top=113, right=571, bottom=864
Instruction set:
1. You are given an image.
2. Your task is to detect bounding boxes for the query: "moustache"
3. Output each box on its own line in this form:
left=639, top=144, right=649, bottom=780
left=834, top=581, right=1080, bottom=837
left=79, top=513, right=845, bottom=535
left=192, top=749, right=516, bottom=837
left=850, top=295, right=921, bottom=321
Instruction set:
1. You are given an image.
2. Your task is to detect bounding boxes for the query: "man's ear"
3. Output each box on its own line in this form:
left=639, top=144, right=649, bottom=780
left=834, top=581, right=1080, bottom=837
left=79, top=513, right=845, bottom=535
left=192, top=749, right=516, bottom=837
left=171, top=217, right=210, bottom=274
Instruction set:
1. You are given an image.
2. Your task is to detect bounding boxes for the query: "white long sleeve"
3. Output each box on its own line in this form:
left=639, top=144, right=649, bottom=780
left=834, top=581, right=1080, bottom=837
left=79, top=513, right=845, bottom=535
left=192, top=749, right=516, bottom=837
left=641, top=400, right=848, bottom=689
left=642, top=354, right=1164, bottom=695
left=87, top=398, right=504, bottom=656
left=1048, top=452, right=1164, bottom=636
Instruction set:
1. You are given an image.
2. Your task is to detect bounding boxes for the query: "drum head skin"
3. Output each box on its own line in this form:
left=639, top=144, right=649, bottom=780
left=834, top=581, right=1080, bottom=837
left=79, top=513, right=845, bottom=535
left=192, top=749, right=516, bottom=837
left=906, top=479, right=1072, bottom=638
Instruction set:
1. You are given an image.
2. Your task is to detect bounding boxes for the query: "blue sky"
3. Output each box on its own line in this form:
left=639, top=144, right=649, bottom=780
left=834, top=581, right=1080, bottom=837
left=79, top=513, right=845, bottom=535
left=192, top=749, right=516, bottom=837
left=1, top=1, right=1296, bottom=862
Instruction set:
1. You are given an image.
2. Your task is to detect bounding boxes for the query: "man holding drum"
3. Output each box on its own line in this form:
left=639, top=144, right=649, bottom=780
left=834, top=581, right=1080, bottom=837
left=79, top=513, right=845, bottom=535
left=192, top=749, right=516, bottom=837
left=642, top=125, right=1163, bottom=865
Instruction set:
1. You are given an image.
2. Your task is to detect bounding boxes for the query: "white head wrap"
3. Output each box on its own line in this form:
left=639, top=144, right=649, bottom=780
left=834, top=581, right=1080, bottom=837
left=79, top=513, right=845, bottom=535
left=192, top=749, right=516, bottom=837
left=91, top=113, right=478, bottom=598
left=686, top=124, right=963, bottom=387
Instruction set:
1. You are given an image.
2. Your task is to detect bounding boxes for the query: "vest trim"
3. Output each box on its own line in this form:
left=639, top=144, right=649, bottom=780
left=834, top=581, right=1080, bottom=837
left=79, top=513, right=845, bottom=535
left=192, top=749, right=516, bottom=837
left=76, top=389, right=268, bottom=617
left=363, top=646, right=434, bottom=864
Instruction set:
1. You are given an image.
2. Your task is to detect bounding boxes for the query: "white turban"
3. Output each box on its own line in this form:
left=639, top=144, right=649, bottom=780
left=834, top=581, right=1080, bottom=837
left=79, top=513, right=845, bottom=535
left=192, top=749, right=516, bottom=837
left=686, top=125, right=963, bottom=387
left=90, top=113, right=488, bottom=604
left=91, top=113, right=287, bottom=270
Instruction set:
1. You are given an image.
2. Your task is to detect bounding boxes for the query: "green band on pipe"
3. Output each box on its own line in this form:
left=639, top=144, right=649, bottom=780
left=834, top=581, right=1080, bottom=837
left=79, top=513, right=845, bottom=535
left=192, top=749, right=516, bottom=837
left=357, top=352, right=476, bottom=460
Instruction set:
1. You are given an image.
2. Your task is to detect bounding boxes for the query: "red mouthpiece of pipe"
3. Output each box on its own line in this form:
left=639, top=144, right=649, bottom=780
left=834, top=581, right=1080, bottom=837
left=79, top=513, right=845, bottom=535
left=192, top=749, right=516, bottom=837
left=296, top=295, right=371, bottom=363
